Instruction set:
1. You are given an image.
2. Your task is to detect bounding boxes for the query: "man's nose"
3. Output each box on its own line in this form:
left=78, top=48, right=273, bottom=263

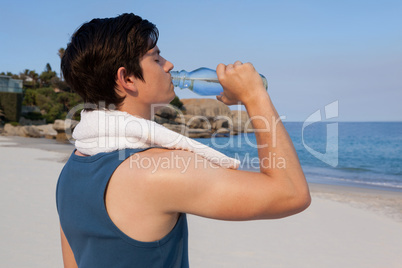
left=165, top=60, right=174, bottom=72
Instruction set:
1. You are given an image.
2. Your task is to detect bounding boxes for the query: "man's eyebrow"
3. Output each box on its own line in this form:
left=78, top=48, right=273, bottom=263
left=149, top=48, right=160, bottom=55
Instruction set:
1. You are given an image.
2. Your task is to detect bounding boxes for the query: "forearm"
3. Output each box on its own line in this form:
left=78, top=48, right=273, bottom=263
left=244, top=93, right=309, bottom=198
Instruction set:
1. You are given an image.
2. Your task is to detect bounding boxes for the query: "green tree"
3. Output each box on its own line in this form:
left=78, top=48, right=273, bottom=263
left=170, top=96, right=183, bottom=109
left=22, top=86, right=83, bottom=123
left=39, top=64, right=57, bottom=87
left=43, top=103, right=63, bottom=123
left=35, top=92, right=52, bottom=111
left=45, top=63, right=52, bottom=73
left=58, top=48, right=65, bottom=81
left=20, top=69, right=33, bottom=88
left=22, top=89, right=37, bottom=106
left=50, top=76, right=70, bottom=91
left=28, top=70, right=39, bottom=88
left=0, top=103, right=5, bottom=125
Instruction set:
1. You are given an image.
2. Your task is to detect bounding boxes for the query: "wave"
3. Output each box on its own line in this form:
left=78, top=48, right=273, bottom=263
left=319, top=176, right=402, bottom=190
left=305, top=171, right=402, bottom=191
left=336, top=166, right=373, bottom=173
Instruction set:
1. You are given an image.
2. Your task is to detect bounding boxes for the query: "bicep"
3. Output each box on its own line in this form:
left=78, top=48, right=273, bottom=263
left=60, top=226, right=78, bottom=268
left=149, top=152, right=305, bottom=221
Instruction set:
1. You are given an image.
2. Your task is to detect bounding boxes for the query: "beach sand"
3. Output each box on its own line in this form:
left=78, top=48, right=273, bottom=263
left=0, top=136, right=401, bottom=268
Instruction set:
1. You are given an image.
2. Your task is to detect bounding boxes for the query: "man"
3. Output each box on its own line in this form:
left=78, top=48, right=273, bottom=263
left=57, top=13, right=310, bottom=268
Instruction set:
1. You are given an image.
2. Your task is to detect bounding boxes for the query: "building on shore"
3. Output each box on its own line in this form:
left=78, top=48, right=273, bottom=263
left=0, top=75, right=23, bottom=94
left=0, top=75, right=23, bottom=122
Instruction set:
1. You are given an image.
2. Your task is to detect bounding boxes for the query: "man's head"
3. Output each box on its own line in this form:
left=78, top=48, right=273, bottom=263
left=61, top=13, right=159, bottom=109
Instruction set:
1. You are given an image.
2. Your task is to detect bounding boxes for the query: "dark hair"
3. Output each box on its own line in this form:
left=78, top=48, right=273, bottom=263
left=61, top=13, right=159, bottom=109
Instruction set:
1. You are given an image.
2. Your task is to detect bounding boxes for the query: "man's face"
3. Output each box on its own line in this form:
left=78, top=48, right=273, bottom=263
left=135, top=45, right=175, bottom=105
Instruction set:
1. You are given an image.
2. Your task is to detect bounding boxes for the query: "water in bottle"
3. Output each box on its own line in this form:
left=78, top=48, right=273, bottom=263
left=170, top=67, right=268, bottom=96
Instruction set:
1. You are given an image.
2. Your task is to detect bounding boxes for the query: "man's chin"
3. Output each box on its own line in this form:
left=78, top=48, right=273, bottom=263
left=168, top=89, right=176, bottom=101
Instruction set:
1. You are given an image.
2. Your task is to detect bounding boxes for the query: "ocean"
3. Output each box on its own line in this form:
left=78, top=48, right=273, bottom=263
left=194, top=122, right=402, bottom=192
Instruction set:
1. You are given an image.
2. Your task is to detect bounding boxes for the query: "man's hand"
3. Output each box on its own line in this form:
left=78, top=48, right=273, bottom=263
left=216, top=61, right=267, bottom=106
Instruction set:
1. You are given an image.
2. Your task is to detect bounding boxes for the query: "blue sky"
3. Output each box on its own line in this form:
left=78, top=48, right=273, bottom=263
left=1, top=0, right=401, bottom=121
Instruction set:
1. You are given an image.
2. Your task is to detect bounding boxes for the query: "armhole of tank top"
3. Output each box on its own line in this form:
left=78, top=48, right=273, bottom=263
left=99, top=148, right=183, bottom=248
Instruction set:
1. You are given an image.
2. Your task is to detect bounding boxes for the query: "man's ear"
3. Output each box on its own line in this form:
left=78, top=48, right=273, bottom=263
left=116, top=67, right=137, bottom=93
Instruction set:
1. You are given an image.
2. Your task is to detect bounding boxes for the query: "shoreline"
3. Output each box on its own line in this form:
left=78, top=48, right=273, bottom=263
left=309, top=182, right=402, bottom=222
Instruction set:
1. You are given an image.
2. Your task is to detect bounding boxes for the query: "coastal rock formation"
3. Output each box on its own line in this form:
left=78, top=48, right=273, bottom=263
left=230, top=110, right=253, bottom=134
left=53, top=119, right=79, bottom=133
left=36, top=124, right=58, bottom=139
left=155, top=99, right=252, bottom=138
left=3, top=122, right=59, bottom=139
left=1, top=98, right=253, bottom=141
left=174, top=114, right=210, bottom=129
left=161, top=123, right=217, bottom=139
left=181, top=98, right=232, bottom=118
left=52, top=119, right=79, bottom=141
left=4, top=124, right=42, bottom=138
left=154, top=105, right=177, bottom=120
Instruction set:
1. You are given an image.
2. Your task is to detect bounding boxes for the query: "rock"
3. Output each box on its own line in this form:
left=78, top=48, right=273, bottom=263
left=52, top=120, right=65, bottom=132
left=4, top=123, right=18, bottom=136
left=213, top=128, right=230, bottom=138
left=181, top=99, right=232, bottom=118
left=162, top=123, right=212, bottom=138
left=186, top=128, right=213, bottom=138
left=154, top=114, right=172, bottom=125
left=231, top=110, right=253, bottom=133
left=173, top=114, right=188, bottom=125
left=18, top=126, right=42, bottom=138
left=53, top=119, right=79, bottom=141
left=154, top=105, right=178, bottom=120
left=212, top=118, right=229, bottom=130
left=215, top=128, right=230, bottom=135
left=167, top=99, right=236, bottom=137
left=36, top=124, right=57, bottom=139
left=56, top=133, right=69, bottom=141
left=53, top=119, right=79, bottom=133
left=4, top=124, right=42, bottom=138
left=174, top=114, right=210, bottom=129
left=162, top=123, right=188, bottom=135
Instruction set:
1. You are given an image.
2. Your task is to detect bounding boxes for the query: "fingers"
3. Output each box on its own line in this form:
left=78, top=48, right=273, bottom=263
left=226, top=64, right=234, bottom=73
left=216, top=62, right=237, bottom=81
left=216, top=93, right=229, bottom=104
left=216, top=93, right=224, bottom=103
left=216, top=60, right=247, bottom=87
left=234, top=60, right=242, bottom=66
left=217, top=61, right=243, bottom=72
left=216, top=93, right=241, bottom=106
left=227, top=61, right=243, bottom=71
left=216, top=63, right=226, bottom=79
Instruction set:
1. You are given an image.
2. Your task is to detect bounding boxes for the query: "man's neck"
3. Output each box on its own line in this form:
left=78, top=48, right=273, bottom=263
left=118, top=102, right=151, bottom=120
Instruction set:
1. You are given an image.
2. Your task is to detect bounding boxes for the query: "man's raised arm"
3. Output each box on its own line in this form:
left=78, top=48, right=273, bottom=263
left=135, top=61, right=311, bottom=221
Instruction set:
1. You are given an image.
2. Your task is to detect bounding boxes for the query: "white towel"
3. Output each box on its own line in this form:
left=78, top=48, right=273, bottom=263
left=72, top=110, right=240, bottom=169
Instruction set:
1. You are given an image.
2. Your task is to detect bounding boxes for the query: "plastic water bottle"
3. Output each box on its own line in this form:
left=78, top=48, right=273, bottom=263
left=170, top=67, right=268, bottom=96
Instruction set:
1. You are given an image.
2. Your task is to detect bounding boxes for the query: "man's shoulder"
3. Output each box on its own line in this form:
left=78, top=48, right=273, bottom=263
left=130, top=148, right=205, bottom=166
left=109, top=148, right=209, bottom=202
left=118, top=148, right=208, bottom=178
left=139, top=147, right=198, bottom=157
